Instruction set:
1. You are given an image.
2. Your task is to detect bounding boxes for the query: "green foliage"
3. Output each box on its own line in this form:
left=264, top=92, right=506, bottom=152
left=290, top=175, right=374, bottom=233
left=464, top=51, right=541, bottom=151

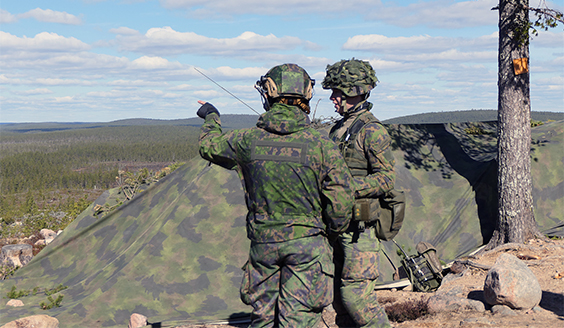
left=40, top=294, right=64, bottom=310
left=529, top=6, right=563, bottom=37
left=531, top=120, right=544, bottom=127
left=23, top=190, right=39, bottom=215
left=44, top=284, right=68, bottom=296
left=514, top=4, right=564, bottom=46
left=94, top=163, right=185, bottom=217
left=5, top=284, right=67, bottom=310
left=0, top=266, right=20, bottom=281
left=6, top=285, right=28, bottom=298
left=464, top=125, right=490, bottom=135
left=0, top=190, right=99, bottom=239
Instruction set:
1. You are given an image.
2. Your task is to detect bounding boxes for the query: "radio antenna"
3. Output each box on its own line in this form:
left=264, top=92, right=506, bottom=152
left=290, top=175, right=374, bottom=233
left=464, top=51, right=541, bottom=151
left=194, top=67, right=260, bottom=115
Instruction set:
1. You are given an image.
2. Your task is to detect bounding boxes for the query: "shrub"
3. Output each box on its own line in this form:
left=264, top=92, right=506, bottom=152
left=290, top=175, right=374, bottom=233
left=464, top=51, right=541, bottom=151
left=385, top=299, right=429, bottom=323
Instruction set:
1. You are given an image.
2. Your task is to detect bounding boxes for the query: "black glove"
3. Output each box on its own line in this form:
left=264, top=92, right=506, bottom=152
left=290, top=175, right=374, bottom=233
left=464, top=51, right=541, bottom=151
left=197, top=102, right=220, bottom=119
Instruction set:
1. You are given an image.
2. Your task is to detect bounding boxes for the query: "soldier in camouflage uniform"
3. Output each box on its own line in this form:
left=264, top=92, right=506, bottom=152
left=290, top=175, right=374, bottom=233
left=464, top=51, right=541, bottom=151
left=197, top=63, right=355, bottom=328
left=322, top=59, right=395, bottom=328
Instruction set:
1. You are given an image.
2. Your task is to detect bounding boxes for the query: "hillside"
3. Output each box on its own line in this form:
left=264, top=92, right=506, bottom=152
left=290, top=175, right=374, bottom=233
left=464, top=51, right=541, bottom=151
left=2, top=110, right=562, bottom=135
left=0, top=114, right=259, bottom=134
left=382, top=109, right=564, bottom=124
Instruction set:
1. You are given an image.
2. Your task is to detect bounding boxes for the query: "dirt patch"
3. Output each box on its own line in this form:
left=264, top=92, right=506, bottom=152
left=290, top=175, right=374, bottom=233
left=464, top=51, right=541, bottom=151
left=183, top=238, right=564, bottom=328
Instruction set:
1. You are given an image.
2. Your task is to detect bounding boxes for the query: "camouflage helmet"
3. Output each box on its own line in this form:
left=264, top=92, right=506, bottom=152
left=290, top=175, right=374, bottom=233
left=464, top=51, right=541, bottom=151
left=256, top=64, right=315, bottom=110
left=322, top=58, right=378, bottom=97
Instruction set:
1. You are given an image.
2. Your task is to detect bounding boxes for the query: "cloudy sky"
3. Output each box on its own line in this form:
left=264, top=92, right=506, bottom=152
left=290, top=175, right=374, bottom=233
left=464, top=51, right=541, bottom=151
left=1, top=0, right=562, bottom=123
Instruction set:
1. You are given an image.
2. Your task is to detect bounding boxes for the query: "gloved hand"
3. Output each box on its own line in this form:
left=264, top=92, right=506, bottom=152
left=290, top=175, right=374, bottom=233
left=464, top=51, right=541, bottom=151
left=197, top=101, right=220, bottom=119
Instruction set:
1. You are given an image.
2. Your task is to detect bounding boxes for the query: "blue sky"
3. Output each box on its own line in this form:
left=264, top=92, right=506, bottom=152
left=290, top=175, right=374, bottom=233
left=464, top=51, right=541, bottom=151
left=1, top=0, right=562, bottom=123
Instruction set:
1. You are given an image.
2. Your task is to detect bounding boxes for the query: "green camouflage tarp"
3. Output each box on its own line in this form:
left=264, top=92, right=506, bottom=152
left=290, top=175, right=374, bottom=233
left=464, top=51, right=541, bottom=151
left=1, top=121, right=562, bottom=327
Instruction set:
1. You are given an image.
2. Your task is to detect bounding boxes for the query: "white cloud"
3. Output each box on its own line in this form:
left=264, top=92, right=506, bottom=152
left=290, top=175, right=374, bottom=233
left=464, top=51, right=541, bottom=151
left=530, top=31, right=564, bottom=48
left=0, top=31, right=90, bottom=54
left=130, top=56, right=182, bottom=70
left=160, top=0, right=379, bottom=15
left=212, top=66, right=269, bottom=79
left=18, top=8, right=82, bottom=25
left=55, top=96, right=75, bottom=103
left=108, top=79, right=169, bottom=87
left=114, top=27, right=310, bottom=56
left=396, top=49, right=497, bottom=63
left=159, top=0, right=498, bottom=29
left=366, top=0, right=498, bottom=29
left=193, top=90, right=222, bottom=98
left=368, top=59, right=418, bottom=72
left=343, top=33, right=498, bottom=54
left=13, top=88, right=54, bottom=96
left=109, top=27, right=140, bottom=35
left=0, top=9, right=17, bottom=23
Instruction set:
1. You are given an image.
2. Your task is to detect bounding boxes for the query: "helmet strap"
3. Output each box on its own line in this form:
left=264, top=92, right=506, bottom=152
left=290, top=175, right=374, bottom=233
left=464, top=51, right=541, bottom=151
left=341, top=94, right=348, bottom=114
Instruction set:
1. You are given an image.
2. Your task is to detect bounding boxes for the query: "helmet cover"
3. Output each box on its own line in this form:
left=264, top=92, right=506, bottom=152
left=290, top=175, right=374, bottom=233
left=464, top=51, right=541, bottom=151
left=257, top=63, right=314, bottom=101
left=322, top=58, right=378, bottom=97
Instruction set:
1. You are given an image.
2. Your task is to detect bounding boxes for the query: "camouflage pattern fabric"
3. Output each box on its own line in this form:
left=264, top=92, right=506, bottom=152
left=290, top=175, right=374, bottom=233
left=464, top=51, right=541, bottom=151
left=329, top=102, right=396, bottom=197
left=333, top=223, right=391, bottom=328
left=199, top=103, right=355, bottom=242
left=262, top=63, right=314, bottom=100
left=322, top=59, right=378, bottom=97
left=1, top=120, right=561, bottom=327
left=240, top=236, right=333, bottom=328
left=378, top=120, right=563, bottom=283
left=0, top=158, right=251, bottom=327
left=199, top=102, right=354, bottom=326
left=329, top=101, right=395, bottom=327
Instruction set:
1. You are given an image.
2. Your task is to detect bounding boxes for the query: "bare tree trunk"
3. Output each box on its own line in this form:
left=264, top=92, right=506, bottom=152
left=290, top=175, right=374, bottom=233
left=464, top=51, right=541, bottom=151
left=487, top=0, right=543, bottom=249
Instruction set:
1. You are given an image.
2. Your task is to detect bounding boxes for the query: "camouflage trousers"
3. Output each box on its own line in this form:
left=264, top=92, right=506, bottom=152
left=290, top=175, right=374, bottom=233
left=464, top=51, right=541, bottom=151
left=333, top=222, right=391, bottom=328
left=240, top=235, right=334, bottom=328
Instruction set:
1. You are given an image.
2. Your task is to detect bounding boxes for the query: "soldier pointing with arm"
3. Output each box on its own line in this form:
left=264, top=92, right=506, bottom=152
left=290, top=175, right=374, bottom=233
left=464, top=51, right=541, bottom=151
left=322, top=58, right=396, bottom=328
left=197, top=63, right=355, bottom=328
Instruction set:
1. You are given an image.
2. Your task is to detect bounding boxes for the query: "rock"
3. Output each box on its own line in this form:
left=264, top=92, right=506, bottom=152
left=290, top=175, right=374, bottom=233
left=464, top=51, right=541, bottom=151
left=35, top=239, right=47, bottom=246
left=491, top=304, right=517, bottom=316
left=128, top=313, right=148, bottom=328
left=460, top=317, right=493, bottom=325
left=483, top=253, right=542, bottom=310
left=435, top=284, right=465, bottom=298
left=6, top=299, right=24, bottom=307
left=0, top=314, right=59, bottom=328
left=40, top=229, right=57, bottom=245
left=0, top=244, right=33, bottom=268
left=39, top=229, right=56, bottom=239
left=427, top=294, right=485, bottom=314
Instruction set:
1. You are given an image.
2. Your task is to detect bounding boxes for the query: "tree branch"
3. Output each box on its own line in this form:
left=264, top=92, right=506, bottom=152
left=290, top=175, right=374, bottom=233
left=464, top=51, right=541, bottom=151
left=526, top=6, right=564, bottom=25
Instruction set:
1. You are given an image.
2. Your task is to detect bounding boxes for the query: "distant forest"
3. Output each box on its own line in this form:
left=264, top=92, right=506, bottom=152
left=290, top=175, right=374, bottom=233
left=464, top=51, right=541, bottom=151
left=1, top=109, right=562, bottom=195
left=1, top=125, right=201, bottom=194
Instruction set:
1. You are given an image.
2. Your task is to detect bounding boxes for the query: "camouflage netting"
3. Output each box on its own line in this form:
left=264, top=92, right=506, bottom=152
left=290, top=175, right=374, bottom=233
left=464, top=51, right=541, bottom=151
left=1, top=121, right=562, bottom=327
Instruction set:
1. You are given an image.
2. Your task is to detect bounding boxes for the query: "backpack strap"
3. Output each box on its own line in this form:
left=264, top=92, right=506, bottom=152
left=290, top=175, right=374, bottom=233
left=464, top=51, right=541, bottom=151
left=340, top=112, right=383, bottom=177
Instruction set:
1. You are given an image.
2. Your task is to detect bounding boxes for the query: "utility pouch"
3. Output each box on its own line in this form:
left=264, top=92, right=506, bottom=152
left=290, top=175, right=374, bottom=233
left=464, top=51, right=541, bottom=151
left=353, top=198, right=376, bottom=223
left=396, top=241, right=443, bottom=292
left=353, top=190, right=405, bottom=241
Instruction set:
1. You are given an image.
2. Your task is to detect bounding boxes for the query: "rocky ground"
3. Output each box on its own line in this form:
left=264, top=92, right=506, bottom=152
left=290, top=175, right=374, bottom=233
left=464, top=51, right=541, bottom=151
left=184, top=238, right=564, bottom=328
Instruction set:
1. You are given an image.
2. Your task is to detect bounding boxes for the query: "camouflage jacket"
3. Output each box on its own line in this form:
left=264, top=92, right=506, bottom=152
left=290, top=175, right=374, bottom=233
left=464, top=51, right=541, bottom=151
left=329, top=101, right=396, bottom=199
left=199, top=103, right=354, bottom=243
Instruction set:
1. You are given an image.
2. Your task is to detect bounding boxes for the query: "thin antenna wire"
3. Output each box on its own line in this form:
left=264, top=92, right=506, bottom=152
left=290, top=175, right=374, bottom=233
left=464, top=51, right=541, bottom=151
left=194, top=67, right=260, bottom=115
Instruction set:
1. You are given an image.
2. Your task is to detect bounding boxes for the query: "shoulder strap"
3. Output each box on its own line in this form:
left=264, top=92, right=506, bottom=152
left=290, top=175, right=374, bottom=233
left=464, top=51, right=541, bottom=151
left=343, top=113, right=379, bottom=143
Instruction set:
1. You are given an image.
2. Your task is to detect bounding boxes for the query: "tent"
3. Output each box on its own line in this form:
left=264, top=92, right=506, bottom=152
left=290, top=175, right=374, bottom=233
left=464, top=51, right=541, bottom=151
left=1, top=120, right=562, bottom=327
